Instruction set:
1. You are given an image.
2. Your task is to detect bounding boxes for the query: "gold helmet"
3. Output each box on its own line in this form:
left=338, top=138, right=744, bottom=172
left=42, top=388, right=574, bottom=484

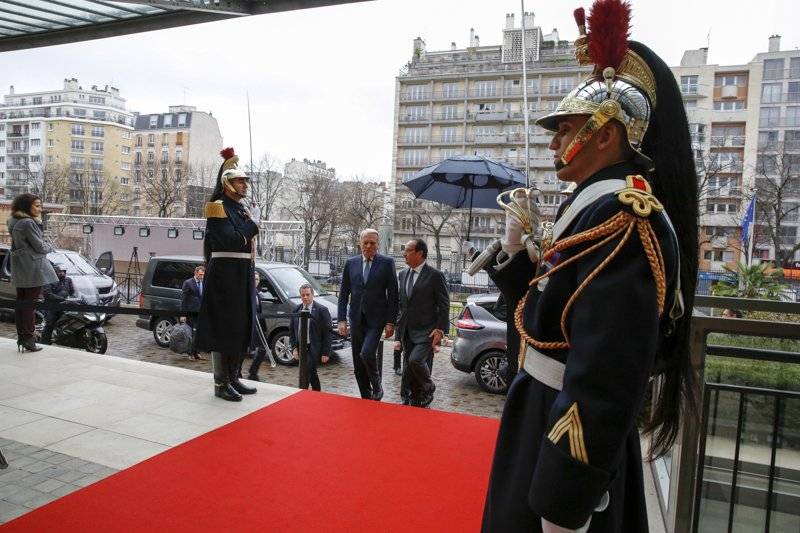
left=536, top=0, right=657, bottom=170
left=217, top=147, right=249, bottom=195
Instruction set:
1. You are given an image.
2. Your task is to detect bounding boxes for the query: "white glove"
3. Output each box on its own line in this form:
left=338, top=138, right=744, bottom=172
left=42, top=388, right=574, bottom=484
left=242, top=199, right=261, bottom=223
left=502, top=210, right=524, bottom=255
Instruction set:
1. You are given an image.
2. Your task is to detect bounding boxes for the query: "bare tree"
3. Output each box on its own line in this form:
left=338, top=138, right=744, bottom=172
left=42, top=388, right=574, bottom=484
left=139, top=158, right=189, bottom=217
left=751, top=141, right=800, bottom=265
left=338, top=176, right=386, bottom=250
left=246, top=153, right=284, bottom=221
left=184, top=161, right=217, bottom=218
left=415, top=201, right=457, bottom=269
left=20, top=160, right=71, bottom=206
left=71, top=170, right=124, bottom=215
left=285, top=172, right=339, bottom=266
left=695, top=146, right=747, bottom=249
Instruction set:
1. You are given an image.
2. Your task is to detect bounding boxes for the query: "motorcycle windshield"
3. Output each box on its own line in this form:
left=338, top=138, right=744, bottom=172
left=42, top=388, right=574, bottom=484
left=71, top=277, right=101, bottom=306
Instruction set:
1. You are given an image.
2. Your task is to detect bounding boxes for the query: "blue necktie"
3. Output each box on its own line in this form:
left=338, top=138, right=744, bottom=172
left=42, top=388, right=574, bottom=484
left=198, top=281, right=202, bottom=296
left=363, top=259, right=371, bottom=283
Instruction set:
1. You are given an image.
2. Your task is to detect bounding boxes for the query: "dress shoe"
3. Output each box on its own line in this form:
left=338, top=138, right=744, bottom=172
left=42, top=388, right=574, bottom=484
left=394, top=367, right=403, bottom=376
left=214, top=382, right=242, bottom=402
left=247, top=374, right=261, bottom=382
left=420, top=384, right=436, bottom=408
left=371, top=385, right=384, bottom=401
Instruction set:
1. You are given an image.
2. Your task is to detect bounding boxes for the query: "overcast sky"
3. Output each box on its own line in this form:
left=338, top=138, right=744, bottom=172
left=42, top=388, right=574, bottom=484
left=1, top=0, right=796, bottom=180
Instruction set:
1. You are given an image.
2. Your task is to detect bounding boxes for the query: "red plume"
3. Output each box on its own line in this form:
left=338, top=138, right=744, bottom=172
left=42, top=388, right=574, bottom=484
left=573, top=7, right=586, bottom=29
left=220, top=147, right=235, bottom=160
left=586, top=0, right=631, bottom=71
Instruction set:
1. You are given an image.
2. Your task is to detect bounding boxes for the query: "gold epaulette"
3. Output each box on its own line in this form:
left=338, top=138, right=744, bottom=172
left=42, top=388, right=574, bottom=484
left=616, top=175, right=663, bottom=217
left=204, top=200, right=226, bottom=219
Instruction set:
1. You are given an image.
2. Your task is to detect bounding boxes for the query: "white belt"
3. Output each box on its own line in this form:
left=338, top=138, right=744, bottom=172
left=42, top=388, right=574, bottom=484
left=211, top=252, right=251, bottom=260
left=523, top=345, right=565, bottom=391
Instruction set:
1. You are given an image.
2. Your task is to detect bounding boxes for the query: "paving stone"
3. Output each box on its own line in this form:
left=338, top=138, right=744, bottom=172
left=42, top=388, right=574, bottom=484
left=42, top=452, right=73, bottom=465
left=31, top=478, right=65, bottom=494
left=0, top=484, right=20, bottom=499
left=73, top=474, right=103, bottom=488
left=22, top=461, right=52, bottom=474
left=17, top=473, right=48, bottom=487
left=76, top=462, right=105, bottom=475
left=4, top=487, right=43, bottom=506
left=40, top=465, right=72, bottom=479
left=0, top=500, right=29, bottom=524
left=0, top=469, right=28, bottom=483
left=6, top=456, right=36, bottom=469
left=54, top=470, right=86, bottom=483
left=22, top=493, right=58, bottom=509
left=29, top=450, right=56, bottom=461
left=48, top=484, right=80, bottom=498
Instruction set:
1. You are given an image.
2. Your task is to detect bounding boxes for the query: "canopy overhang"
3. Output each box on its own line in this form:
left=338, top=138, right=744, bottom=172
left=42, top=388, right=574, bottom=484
left=0, top=0, right=370, bottom=52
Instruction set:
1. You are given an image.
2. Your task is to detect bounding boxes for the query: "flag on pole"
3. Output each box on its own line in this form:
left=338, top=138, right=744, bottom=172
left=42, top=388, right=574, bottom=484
left=740, top=196, right=756, bottom=244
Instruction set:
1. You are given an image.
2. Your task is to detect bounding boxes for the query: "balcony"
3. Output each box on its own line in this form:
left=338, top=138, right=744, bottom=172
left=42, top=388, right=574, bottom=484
left=467, top=90, right=499, bottom=99
left=656, top=296, right=800, bottom=532
left=680, top=86, right=708, bottom=98
left=471, top=110, right=509, bottom=122
left=397, top=137, right=430, bottom=146
left=396, top=159, right=428, bottom=169
left=398, top=115, right=430, bottom=123
left=6, top=131, right=29, bottom=138
left=431, top=90, right=466, bottom=101
left=399, top=91, right=432, bottom=102
left=470, top=133, right=507, bottom=144
left=706, top=186, right=742, bottom=198
left=710, top=136, right=745, bottom=148
left=430, top=135, right=464, bottom=145
left=430, top=113, right=464, bottom=122
left=5, top=147, right=28, bottom=155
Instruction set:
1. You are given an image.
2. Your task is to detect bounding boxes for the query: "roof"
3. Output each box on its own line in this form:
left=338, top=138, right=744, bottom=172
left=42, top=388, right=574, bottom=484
left=0, top=0, right=370, bottom=53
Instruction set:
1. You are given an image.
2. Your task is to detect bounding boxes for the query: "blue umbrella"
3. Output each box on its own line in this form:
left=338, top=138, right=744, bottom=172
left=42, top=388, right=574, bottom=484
left=403, top=155, right=528, bottom=239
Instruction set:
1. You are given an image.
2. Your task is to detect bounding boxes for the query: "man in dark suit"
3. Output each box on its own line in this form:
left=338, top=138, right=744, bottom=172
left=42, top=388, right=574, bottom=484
left=180, top=265, right=205, bottom=360
left=290, top=283, right=332, bottom=391
left=396, top=238, right=450, bottom=407
left=337, top=228, right=399, bottom=401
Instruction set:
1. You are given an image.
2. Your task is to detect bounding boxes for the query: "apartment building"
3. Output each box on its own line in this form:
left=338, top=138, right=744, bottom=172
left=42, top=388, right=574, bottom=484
left=391, top=13, right=592, bottom=258
left=0, top=78, right=134, bottom=214
left=132, top=105, right=222, bottom=216
left=674, top=35, right=800, bottom=270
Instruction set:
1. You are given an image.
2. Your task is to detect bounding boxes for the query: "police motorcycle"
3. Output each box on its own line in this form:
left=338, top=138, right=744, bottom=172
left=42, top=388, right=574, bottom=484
left=35, top=277, right=108, bottom=354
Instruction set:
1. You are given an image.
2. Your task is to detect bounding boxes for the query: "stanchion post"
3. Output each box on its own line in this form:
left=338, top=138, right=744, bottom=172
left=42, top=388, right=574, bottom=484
left=298, top=308, right=310, bottom=389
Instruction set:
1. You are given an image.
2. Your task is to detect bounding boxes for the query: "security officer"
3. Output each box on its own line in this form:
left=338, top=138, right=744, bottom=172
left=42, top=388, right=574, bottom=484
left=41, top=263, right=76, bottom=344
left=196, top=147, right=261, bottom=402
left=474, top=1, right=698, bottom=531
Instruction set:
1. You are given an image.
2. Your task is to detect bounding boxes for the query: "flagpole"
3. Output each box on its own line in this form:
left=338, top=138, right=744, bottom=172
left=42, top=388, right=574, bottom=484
left=520, top=1, right=531, bottom=188
left=747, top=197, right=756, bottom=266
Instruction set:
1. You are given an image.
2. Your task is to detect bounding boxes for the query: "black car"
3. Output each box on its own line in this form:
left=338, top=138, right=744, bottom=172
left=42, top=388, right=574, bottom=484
left=135, top=255, right=347, bottom=364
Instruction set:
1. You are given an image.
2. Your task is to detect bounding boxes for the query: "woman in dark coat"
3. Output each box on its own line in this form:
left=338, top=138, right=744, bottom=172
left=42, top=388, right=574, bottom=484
left=196, top=148, right=261, bottom=401
left=6, top=193, right=57, bottom=352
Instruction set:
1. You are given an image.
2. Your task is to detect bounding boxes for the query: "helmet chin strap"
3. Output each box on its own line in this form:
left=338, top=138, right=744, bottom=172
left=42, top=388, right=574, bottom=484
left=223, top=179, right=247, bottom=199
left=558, top=101, right=621, bottom=169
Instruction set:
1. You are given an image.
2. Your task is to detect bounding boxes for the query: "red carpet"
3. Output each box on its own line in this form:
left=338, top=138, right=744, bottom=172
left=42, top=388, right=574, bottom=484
left=4, top=391, right=499, bottom=532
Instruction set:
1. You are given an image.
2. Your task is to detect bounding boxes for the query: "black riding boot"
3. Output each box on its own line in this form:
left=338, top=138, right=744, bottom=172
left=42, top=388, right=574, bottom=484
left=229, top=353, right=256, bottom=395
left=212, top=352, right=241, bottom=402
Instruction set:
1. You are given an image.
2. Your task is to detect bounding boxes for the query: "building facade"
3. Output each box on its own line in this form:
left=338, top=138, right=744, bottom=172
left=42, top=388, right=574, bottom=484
left=674, top=35, right=800, bottom=270
left=0, top=78, right=134, bottom=214
left=391, top=14, right=591, bottom=260
left=132, top=105, right=222, bottom=217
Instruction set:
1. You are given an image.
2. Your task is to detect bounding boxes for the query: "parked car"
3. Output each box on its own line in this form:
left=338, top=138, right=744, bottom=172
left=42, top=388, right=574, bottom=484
left=0, top=245, right=121, bottom=314
left=135, top=255, right=347, bottom=364
left=450, top=292, right=509, bottom=394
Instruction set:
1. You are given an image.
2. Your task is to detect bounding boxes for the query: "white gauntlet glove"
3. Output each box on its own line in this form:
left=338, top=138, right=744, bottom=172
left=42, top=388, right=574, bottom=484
left=241, top=199, right=261, bottom=223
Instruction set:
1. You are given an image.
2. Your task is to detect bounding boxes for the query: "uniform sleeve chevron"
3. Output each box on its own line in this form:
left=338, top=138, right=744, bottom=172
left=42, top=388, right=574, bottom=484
left=204, top=200, right=226, bottom=219
left=547, top=402, right=589, bottom=464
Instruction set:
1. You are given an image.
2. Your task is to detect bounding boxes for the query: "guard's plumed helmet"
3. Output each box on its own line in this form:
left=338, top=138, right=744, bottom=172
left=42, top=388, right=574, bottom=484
left=215, top=147, right=249, bottom=197
left=536, top=0, right=657, bottom=170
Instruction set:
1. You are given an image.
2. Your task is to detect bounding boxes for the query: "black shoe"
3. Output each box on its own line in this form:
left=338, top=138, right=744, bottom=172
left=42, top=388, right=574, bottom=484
left=394, top=368, right=403, bottom=376
left=231, top=378, right=257, bottom=395
left=214, top=383, right=242, bottom=402
left=371, top=385, right=384, bottom=401
left=247, top=374, right=261, bottom=382
left=401, top=397, right=410, bottom=406
left=420, top=384, right=436, bottom=408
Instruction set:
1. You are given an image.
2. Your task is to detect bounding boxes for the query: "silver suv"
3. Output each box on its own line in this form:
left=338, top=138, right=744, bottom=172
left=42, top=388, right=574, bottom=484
left=450, top=293, right=509, bottom=394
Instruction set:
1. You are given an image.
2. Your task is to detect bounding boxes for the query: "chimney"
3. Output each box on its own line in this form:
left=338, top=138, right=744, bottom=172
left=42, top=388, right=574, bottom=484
left=523, top=11, right=535, bottom=28
left=469, top=27, right=475, bottom=47
left=768, top=34, right=781, bottom=52
left=413, top=36, right=426, bottom=59
left=505, top=13, right=515, bottom=30
left=701, top=47, right=709, bottom=64
left=475, top=35, right=480, bottom=47
left=9, top=85, right=14, bottom=95
left=451, top=42, right=456, bottom=51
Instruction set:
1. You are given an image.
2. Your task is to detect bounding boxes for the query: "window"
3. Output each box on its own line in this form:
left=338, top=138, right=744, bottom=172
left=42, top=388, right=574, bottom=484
left=162, top=133, right=169, bottom=145
left=689, top=123, right=706, bottom=143
left=442, top=82, right=459, bottom=98
left=91, top=126, right=104, bottom=137
left=684, top=100, right=698, bottom=110
left=441, top=105, right=458, bottom=119
left=31, top=122, right=40, bottom=130
left=704, top=250, right=734, bottom=262
left=148, top=133, right=155, bottom=146
left=47, top=139, right=53, bottom=147
left=149, top=115, right=158, bottom=128
left=71, top=124, right=84, bottom=136
left=175, top=169, right=182, bottom=182
left=152, top=261, right=199, bottom=289
left=440, top=127, right=457, bottom=142
left=403, top=149, right=426, bottom=165
left=473, top=80, right=497, bottom=97
left=547, top=77, right=573, bottom=94
left=30, top=139, right=40, bottom=147
left=70, top=156, right=85, bottom=169
left=147, top=151, right=154, bottom=162
left=786, top=106, right=800, bottom=127
left=161, top=148, right=169, bottom=163
left=175, top=149, right=183, bottom=162
left=177, top=113, right=187, bottom=126
left=162, top=168, right=168, bottom=180
left=30, top=155, right=40, bottom=163
left=121, top=162, right=131, bottom=171
left=680, top=75, right=699, bottom=94
left=163, top=114, right=173, bottom=127
left=714, top=100, right=745, bottom=111
left=404, top=128, right=427, bottom=143
left=760, top=107, right=780, bottom=127
left=93, top=111, right=106, bottom=120
left=176, top=132, right=183, bottom=145
left=439, top=148, right=459, bottom=159
left=406, top=105, right=427, bottom=120
left=761, top=83, right=782, bottom=103
left=121, top=146, right=131, bottom=155
left=70, top=140, right=84, bottom=151
left=135, top=135, right=142, bottom=147
left=91, top=142, right=103, bottom=153
left=791, top=57, right=800, bottom=78
left=405, top=85, right=428, bottom=100
left=89, top=96, right=105, bottom=104
left=91, top=158, right=103, bottom=170
left=715, top=75, right=746, bottom=87
left=789, top=82, right=800, bottom=103
left=763, top=58, right=784, bottom=80
left=73, top=108, right=86, bottom=117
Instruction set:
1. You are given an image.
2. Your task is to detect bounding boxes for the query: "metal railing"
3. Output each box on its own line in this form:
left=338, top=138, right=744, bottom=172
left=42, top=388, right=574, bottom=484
left=658, top=295, right=800, bottom=532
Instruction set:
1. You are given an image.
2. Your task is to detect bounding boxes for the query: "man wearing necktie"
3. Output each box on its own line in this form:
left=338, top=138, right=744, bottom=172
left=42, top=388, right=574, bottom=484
left=290, top=284, right=331, bottom=391
left=396, top=239, right=450, bottom=407
left=180, top=265, right=206, bottom=360
left=337, top=228, right=399, bottom=400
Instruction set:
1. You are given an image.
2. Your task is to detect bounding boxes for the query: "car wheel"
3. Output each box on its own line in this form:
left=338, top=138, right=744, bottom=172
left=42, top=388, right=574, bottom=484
left=153, top=317, right=175, bottom=348
left=475, top=350, right=509, bottom=394
left=269, top=330, right=296, bottom=366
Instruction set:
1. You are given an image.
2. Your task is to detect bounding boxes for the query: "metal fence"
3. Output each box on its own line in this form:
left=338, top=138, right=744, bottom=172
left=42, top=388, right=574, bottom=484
left=656, top=296, right=800, bottom=532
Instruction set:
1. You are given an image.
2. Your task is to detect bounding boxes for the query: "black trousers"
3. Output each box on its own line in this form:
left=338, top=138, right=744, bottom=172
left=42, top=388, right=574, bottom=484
left=350, top=318, right=382, bottom=399
left=301, top=344, right=321, bottom=391
left=402, top=333, right=435, bottom=402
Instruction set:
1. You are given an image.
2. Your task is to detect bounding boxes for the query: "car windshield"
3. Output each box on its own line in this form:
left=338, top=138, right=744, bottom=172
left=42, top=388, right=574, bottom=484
left=268, top=267, right=328, bottom=298
left=47, top=252, right=103, bottom=276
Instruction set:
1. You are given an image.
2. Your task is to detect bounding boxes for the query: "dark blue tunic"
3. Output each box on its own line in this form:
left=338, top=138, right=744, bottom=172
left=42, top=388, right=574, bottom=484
left=482, top=163, right=679, bottom=532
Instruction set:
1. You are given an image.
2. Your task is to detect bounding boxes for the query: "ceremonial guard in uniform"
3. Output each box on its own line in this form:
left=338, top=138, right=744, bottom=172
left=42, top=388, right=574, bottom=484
left=196, top=147, right=261, bottom=402
left=473, top=1, right=699, bottom=531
